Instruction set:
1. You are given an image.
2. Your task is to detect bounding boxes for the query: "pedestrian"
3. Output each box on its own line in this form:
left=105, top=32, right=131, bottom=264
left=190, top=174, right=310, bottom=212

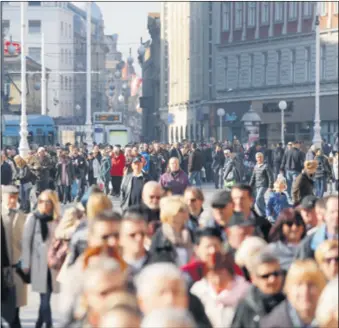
left=1, top=150, right=13, bottom=186
left=333, top=151, right=339, bottom=191
left=211, top=144, right=225, bottom=189
left=188, top=143, right=203, bottom=188
left=314, top=148, right=332, bottom=198
left=21, top=190, right=61, bottom=328
left=100, top=148, right=112, bottom=195
left=110, top=145, right=126, bottom=196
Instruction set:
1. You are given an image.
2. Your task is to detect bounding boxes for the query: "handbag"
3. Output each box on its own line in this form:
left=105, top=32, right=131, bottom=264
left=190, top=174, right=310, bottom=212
left=14, top=262, right=31, bottom=284
left=48, top=238, right=69, bottom=271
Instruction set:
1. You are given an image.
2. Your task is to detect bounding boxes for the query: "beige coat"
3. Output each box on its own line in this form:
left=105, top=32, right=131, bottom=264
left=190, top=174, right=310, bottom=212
left=1, top=207, right=27, bottom=307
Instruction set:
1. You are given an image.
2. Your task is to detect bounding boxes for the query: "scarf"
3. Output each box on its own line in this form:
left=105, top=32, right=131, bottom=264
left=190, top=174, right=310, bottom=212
left=162, top=223, right=193, bottom=250
left=256, top=288, right=285, bottom=314
left=35, top=211, right=53, bottom=242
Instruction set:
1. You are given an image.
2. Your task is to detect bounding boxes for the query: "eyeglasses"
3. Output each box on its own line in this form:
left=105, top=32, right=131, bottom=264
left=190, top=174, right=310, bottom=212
left=284, top=221, right=303, bottom=228
left=323, top=256, right=339, bottom=264
left=38, top=199, right=52, bottom=205
left=101, top=232, right=120, bottom=240
left=188, top=198, right=197, bottom=203
left=128, top=231, right=146, bottom=239
left=257, top=270, right=283, bottom=279
left=149, top=195, right=161, bottom=200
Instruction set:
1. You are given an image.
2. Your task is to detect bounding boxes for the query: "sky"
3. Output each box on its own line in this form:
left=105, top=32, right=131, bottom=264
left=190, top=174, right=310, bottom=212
left=96, top=1, right=161, bottom=75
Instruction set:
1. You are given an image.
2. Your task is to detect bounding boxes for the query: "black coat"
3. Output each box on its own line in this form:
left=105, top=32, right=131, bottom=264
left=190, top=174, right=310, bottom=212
left=250, top=164, right=274, bottom=189
left=292, top=172, right=314, bottom=206
left=1, top=161, right=12, bottom=185
left=55, top=159, right=75, bottom=186
left=232, top=286, right=285, bottom=328
left=189, top=292, right=213, bottom=328
left=251, top=210, right=272, bottom=242
left=260, top=300, right=294, bottom=328
left=211, top=151, right=225, bottom=172
left=1, top=218, right=10, bottom=301
left=188, top=149, right=204, bottom=172
left=280, top=147, right=304, bottom=173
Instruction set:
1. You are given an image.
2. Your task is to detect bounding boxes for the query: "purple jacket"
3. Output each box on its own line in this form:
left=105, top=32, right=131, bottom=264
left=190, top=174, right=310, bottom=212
left=159, top=170, right=189, bottom=195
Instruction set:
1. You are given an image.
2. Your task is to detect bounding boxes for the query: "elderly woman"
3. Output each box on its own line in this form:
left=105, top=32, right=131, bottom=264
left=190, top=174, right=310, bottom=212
left=190, top=252, right=250, bottom=328
left=315, top=239, right=338, bottom=281
left=267, top=209, right=306, bottom=273
left=260, top=260, right=327, bottom=328
left=148, top=196, right=193, bottom=266
left=21, top=190, right=61, bottom=328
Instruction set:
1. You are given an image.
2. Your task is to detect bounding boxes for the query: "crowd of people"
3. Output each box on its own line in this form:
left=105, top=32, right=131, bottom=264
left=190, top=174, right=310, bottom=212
left=1, top=137, right=338, bottom=328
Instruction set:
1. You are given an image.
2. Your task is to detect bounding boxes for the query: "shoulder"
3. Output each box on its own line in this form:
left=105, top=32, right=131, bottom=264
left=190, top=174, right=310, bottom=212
left=260, top=301, right=290, bottom=328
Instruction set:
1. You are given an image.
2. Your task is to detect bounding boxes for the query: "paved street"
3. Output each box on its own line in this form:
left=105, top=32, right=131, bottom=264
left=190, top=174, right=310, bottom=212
left=17, top=183, right=216, bottom=328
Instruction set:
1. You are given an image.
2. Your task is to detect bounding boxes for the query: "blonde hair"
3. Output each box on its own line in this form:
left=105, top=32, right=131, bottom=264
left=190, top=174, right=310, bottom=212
left=38, top=190, right=61, bottom=221
left=284, top=260, right=327, bottom=294
left=273, top=178, right=287, bottom=191
left=86, top=192, right=113, bottom=221
left=235, top=237, right=267, bottom=268
left=160, top=196, right=188, bottom=224
left=99, top=292, right=139, bottom=315
left=304, top=160, right=318, bottom=170
left=13, top=155, right=26, bottom=168
left=315, top=240, right=339, bottom=265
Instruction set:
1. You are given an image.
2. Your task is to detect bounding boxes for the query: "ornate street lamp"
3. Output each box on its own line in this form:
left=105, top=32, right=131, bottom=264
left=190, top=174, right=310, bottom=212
left=137, top=44, right=145, bottom=56
left=278, top=100, right=287, bottom=147
left=217, top=108, right=225, bottom=142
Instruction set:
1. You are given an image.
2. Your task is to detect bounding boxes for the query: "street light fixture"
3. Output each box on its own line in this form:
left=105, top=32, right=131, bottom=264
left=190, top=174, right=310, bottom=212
left=278, top=100, right=287, bottom=147
left=217, top=108, right=225, bottom=142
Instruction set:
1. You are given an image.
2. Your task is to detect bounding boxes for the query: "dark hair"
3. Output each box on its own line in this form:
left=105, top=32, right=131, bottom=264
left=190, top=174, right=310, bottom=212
left=315, top=198, right=326, bottom=210
left=195, top=228, right=222, bottom=245
left=89, top=210, right=122, bottom=233
left=122, top=205, right=147, bottom=222
left=231, top=184, right=254, bottom=198
left=205, top=252, right=235, bottom=277
left=268, top=208, right=306, bottom=243
left=185, top=186, right=204, bottom=202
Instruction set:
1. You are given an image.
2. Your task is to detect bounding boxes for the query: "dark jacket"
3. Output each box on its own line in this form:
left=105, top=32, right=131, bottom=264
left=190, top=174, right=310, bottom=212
left=247, top=210, right=272, bottom=242
left=273, top=147, right=284, bottom=167
left=232, top=286, right=285, bottom=328
left=120, top=172, right=150, bottom=211
left=188, top=149, right=204, bottom=172
left=71, top=155, right=87, bottom=179
left=250, top=164, right=274, bottom=189
left=159, top=169, right=189, bottom=195
left=280, top=147, right=304, bottom=173
left=292, top=171, right=314, bottom=206
left=1, top=161, right=12, bottom=185
left=211, top=150, right=225, bottom=172
left=169, top=147, right=183, bottom=164
left=260, top=300, right=294, bottom=328
left=189, top=292, right=213, bottom=328
left=223, top=156, right=244, bottom=183
left=55, top=158, right=75, bottom=186
left=18, top=165, right=35, bottom=185
left=314, top=155, right=332, bottom=179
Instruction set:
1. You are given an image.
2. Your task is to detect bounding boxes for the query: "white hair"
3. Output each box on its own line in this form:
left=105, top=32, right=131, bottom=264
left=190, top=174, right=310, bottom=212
left=316, top=278, right=338, bottom=327
left=235, top=237, right=267, bottom=268
left=141, top=308, right=196, bottom=328
left=135, top=263, right=185, bottom=298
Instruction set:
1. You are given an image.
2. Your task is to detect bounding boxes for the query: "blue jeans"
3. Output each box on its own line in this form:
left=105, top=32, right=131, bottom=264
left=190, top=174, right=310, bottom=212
left=38, top=271, right=52, bottom=327
left=19, top=184, right=31, bottom=212
left=315, top=177, right=326, bottom=198
left=255, top=187, right=268, bottom=217
left=189, top=171, right=202, bottom=188
left=286, top=170, right=299, bottom=198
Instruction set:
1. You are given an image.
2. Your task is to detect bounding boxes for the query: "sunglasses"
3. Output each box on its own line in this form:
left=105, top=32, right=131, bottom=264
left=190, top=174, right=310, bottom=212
left=128, top=231, right=146, bottom=239
left=258, top=270, right=283, bottom=279
left=38, top=199, right=52, bottom=205
left=188, top=198, right=197, bottom=202
left=284, top=221, right=303, bottom=228
left=323, top=256, right=339, bottom=264
left=101, top=232, right=120, bottom=240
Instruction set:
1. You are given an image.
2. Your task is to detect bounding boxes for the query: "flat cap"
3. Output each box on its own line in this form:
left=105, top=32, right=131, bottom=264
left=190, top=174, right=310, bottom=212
left=211, top=190, right=232, bottom=208
left=2, top=185, right=19, bottom=194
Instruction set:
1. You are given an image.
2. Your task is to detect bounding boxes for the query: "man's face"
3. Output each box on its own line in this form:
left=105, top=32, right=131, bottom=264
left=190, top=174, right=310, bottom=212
left=132, top=147, right=138, bottom=156
left=184, top=191, right=203, bottom=216
left=140, top=278, right=188, bottom=315
left=300, top=208, right=317, bottom=228
left=38, top=150, right=45, bottom=157
left=225, top=225, right=254, bottom=250
left=120, top=220, right=147, bottom=256
left=315, top=205, right=325, bottom=226
left=132, top=161, right=143, bottom=174
left=195, top=236, right=222, bottom=263
left=143, top=144, right=148, bottom=152
left=6, top=193, right=19, bottom=209
left=88, top=221, right=121, bottom=248
left=251, top=262, right=283, bottom=295
left=256, top=154, right=264, bottom=164
left=169, top=158, right=179, bottom=172
left=143, top=186, right=162, bottom=210
left=231, top=188, right=253, bottom=213
left=154, top=143, right=160, bottom=152
left=319, top=247, right=338, bottom=281
left=113, top=147, right=120, bottom=155
left=212, top=203, right=233, bottom=227
left=73, top=149, right=79, bottom=157
left=324, top=198, right=339, bottom=235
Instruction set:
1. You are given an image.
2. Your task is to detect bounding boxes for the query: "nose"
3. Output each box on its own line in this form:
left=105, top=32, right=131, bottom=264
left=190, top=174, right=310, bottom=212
left=107, top=237, right=118, bottom=247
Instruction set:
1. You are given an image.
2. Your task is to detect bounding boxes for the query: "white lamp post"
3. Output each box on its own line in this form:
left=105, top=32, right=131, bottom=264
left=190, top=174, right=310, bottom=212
left=278, top=100, right=287, bottom=147
left=18, top=2, right=30, bottom=157
left=41, top=32, right=46, bottom=115
left=313, top=2, right=322, bottom=148
left=217, top=108, right=225, bottom=142
left=85, top=2, right=93, bottom=148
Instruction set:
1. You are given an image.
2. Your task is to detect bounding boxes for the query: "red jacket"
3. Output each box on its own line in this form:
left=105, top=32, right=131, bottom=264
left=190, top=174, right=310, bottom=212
left=110, top=153, right=126, bottom=176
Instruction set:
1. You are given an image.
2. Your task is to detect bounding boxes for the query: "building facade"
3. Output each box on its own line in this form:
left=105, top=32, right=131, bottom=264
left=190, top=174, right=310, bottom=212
left=210, top=1, right=338, bottom=145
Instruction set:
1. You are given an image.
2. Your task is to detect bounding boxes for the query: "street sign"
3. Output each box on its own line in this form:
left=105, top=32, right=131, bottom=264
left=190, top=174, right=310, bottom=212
left=93, top=112, right=122, bottom=124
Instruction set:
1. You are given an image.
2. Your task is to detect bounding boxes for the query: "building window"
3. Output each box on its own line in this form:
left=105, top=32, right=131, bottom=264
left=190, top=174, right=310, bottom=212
left=69, top=24, right=72, bottom=38
left=303, top=2, right=312, bottom=17
left=305, top=47, right=311, bottom=81
left=262, top=52, right=268, bottom=85
left=65, top=22, right=67, bottom=38
left=291, top=49, right=296, bottom=83
left=248, top=2, right=256, bottom=27
left=334, top=2, right=338, bottom=14
left=320, top=2, right=327, bottom=16
left=69, top=77, right=72, bottom=90
left=235, top=55, right=240, bottom=88
left=261, top=2, right=269, bottom=24
left=321, top=45, right=326, bottom=79
left=235, top=3, right=243, bottom=29
left=65, top=49, right=68, bottom=64
left=65, top=77, right=68, bottom=90
left=28, top=20, right=41, bottom=34
left=288, top=2, right=298, bottom=20
left=60, top=21, right=63, bottom=36
left=28, top=47, right=41, bottom=63
left=60, top=75, right=64, bottom=90
left=61, top=49, right=64, bottom=63
left=224, top=57, right=228, bottom=88
left=222, top=2, right=230, bottom=32
left=276, top=50, right=281, bottom=84
left=69, top=50, right=72, bottom=65
left=249, top=54, right=254, bottom=86
left=2, top=20, right=10, bottom=36
left=28, top=1, right=41, bottom=6
left=274, top=2, right=283, bottom=22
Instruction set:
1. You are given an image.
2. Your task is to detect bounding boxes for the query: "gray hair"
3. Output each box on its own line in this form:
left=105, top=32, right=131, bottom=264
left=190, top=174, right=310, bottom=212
left=247, top=248, right=279, bottom=275
left=316, top=278, right=338, bottom=328
left=141, top=308, right=196, bottom=328
left=235, top=237, right=267, bottom=268
left=135, top=263, right=185, bottom=298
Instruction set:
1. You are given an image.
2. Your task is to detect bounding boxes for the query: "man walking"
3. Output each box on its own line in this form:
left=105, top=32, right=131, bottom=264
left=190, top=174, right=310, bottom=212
left=188, top=143, right=203, bottom=188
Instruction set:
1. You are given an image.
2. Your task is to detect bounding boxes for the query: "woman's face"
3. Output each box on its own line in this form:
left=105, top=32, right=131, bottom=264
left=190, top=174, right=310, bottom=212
left=319, top=248, right=338, bottom=281
left=282, top=221, right=304, bottom=244
left=38, top=196, right=53, bottom=215
left=170, top=210, right=188, bottom=232
left=206, top=269, right=231, bottom=294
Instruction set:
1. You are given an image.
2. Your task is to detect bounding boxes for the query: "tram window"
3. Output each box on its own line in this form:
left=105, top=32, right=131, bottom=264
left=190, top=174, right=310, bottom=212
left=47, top=132, right=54, bottom=145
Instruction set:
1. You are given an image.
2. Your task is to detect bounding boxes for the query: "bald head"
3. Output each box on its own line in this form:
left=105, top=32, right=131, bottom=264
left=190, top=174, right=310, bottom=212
left=142, top=181, right=163, bottom=210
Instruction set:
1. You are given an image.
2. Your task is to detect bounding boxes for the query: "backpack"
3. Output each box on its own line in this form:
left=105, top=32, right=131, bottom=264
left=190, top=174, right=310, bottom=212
left=47, top=239, right=69, bottom=271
